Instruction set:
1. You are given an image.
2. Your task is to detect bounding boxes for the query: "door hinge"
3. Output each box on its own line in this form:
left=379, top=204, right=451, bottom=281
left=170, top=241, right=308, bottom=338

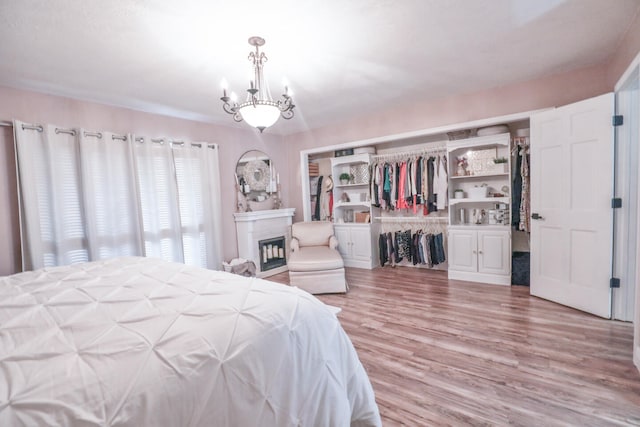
left=611, top=198, right=622, bottom=209
left=612, top=115, right=623, bottom=126
left=610, top=277, right=621, bottom=288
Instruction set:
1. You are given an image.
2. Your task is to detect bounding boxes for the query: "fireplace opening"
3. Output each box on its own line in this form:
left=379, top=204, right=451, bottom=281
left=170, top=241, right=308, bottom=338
left=259, top=236, right=286, bottom=272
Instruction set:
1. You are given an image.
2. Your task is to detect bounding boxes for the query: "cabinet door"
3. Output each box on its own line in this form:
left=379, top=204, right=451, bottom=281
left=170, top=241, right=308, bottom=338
left=448, top=229, right=477, bottom=272
left=334, top=226, right=351, bottom=259
left=477, top=230, right=510, bottom=275
left=350, top=226, right=372, bottom=262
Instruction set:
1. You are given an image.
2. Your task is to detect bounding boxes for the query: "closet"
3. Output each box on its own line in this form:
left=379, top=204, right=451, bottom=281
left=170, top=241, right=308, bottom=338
left=300, top=125, right=530, bottom=280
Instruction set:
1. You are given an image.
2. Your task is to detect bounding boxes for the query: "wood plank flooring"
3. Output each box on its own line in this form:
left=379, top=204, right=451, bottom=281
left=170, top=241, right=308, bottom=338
left=268, top=267, right=640, bottom=426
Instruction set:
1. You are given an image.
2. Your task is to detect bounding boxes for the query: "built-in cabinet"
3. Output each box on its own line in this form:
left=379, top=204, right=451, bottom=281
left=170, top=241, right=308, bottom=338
left=330, top=154, right=377, bottom=269
left=447, top=133, right=512, bottom=285
left=448, top=228, right=511, bottom=285
left=334, top=223, right=376, bottom=269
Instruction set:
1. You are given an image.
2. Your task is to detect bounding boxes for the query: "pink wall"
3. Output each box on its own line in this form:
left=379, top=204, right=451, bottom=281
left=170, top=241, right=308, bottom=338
left=0, top=86, right=291, bottom=274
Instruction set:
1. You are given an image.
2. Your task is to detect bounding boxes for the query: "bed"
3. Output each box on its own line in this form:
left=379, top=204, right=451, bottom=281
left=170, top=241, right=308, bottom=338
left=0, top=257, right=381, bottom=426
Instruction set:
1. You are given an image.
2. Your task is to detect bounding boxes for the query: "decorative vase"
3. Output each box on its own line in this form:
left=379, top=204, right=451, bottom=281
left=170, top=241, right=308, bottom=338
left=456, top=165, right=466, bottom=176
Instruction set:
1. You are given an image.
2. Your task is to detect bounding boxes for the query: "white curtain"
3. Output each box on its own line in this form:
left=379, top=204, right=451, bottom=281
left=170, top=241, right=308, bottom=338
left=134, top=137, right=185, bottom=263
left=79, top=131, right=144, bottom=260
left=13, top=121, right=223, bottom=271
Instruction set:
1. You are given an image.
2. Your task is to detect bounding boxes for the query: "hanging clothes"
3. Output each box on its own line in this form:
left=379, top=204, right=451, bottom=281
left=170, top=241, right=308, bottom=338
left=396, top=162, right=409, bottom=210
left=378, top=228, right=446, bottom=269
left=512, top=144, right=523, bottom=228
left=434, top=155, right=448, bottom=210
left=421, top=233, right=432, bottom=268
left=378, top=233, right=388, bottom=266
left=313, top=176, right=323, bottom=221
left=519, top=144, right=530, bottom=232
left=319, top=176, right=333, bottom=221
left=426, top=157, right=436, bottom=213
left=368, top=148, right=447, bottom=214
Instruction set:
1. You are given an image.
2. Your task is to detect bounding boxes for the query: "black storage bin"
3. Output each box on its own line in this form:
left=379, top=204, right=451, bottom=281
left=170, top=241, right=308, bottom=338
left=512, top=251, right=530, bottom=286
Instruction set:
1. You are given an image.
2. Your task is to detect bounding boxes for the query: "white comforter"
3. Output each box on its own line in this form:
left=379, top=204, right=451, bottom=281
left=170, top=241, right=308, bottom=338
left=0, top=257, right=381, bottom=426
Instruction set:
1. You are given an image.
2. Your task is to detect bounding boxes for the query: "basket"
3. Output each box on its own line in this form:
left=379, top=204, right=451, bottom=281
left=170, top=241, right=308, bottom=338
left=468, top=186, right=488, bottom=199
left=355, top=212, right=370, bottom=223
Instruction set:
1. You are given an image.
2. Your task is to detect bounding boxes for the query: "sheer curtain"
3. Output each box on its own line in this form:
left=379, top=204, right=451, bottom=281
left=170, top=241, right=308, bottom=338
left=13, top=120, right=223, bottom=271
left=133, top=137, right=184, bottom=263
left=14, top=123, right=85, bottom=268
left=79, top=131, right=144, bottom=260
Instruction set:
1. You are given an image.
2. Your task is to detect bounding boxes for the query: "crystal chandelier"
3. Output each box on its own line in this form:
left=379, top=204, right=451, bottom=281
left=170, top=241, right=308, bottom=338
left=221, top=36, right=295, bottom=133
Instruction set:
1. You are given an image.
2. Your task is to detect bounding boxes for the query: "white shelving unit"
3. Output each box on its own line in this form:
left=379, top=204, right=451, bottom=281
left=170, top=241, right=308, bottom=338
left=331, top=154, right=377, bottom=269
left=447, top=133, right=512, bottom=285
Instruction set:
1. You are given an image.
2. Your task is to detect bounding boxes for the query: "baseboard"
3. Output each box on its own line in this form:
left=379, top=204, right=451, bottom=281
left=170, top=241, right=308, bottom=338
left=448, top=270, right=511, bottom=286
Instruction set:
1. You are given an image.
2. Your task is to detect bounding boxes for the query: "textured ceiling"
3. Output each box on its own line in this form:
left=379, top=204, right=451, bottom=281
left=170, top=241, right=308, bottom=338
left=0, top=0, right=638, bottom=135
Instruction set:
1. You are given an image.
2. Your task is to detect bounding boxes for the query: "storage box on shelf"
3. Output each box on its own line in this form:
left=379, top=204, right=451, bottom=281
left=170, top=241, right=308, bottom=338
left=330, top=154, right=377, bottom=269
left=447, top=132, right=512, bottom=285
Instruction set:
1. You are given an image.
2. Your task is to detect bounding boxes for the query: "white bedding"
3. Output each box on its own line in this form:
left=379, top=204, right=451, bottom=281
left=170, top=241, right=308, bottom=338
left=0, top=257, right=381, bottom=426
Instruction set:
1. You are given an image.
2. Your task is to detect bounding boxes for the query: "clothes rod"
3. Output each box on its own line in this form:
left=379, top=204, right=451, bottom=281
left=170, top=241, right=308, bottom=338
left=372, top=145, right=447, bottom=161
left=0, top=120, right=12, bottom=127
left=374, top=216, right=449, bottom=222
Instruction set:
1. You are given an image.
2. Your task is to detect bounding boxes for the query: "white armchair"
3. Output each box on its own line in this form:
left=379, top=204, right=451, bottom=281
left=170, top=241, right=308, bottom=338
left=288, top=221, right=347, bottom=294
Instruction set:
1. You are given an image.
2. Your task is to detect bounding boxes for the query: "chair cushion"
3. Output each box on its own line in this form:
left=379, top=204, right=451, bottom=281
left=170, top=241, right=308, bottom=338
left=291, top=222, right=334, bottom=247
left=289, top=246, right=344, bottom=271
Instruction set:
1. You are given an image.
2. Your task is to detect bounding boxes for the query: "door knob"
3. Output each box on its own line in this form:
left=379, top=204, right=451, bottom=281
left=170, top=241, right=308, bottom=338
left=531, top=213, right=544, bottom=220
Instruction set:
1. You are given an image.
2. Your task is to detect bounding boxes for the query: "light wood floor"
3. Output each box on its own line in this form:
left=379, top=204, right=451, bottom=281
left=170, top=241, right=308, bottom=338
left=268, top=267, right=640, bottom=426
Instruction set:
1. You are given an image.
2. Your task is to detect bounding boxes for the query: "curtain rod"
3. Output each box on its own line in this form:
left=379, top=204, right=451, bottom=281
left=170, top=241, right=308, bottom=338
left=4, top=120, right=217, bottom=149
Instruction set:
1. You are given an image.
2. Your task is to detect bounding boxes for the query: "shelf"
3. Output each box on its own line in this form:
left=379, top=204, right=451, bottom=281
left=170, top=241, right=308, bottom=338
left=448, top=224, right=511, bottom=230
left=446, top=133, right=511, bottom=151
left=335, top=182, right=368, bottom=188
left=334, top=201, right=371, bottom=208
left=450, top=172, right=509, bottom=179
left=449, top=197, right=509, bottom=205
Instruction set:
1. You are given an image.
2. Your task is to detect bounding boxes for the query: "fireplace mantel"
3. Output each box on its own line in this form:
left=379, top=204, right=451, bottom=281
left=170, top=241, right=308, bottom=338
left=233, top=208, right=295, bottom=278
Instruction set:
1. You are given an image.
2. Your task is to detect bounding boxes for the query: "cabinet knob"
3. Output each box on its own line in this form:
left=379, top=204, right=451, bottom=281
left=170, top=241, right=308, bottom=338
left=478, top=251, right=483, bottom=254
left=472, top=250, right=477, bottom=254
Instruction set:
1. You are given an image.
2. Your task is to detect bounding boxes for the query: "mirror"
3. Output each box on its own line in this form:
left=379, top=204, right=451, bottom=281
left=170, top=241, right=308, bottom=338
left=235, top=150, right=280, bottom=212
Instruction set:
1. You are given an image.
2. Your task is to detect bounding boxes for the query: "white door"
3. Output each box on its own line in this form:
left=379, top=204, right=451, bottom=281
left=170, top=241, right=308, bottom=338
left=448, top=229, right=477, bottom=272
left=530, top=93, right=614, bottom=318
left=477, top=230, right=510, bottom=275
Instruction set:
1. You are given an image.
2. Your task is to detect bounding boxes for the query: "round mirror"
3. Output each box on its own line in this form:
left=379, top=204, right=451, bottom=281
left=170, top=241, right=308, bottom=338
left=236, top=150, right=275, bottom=210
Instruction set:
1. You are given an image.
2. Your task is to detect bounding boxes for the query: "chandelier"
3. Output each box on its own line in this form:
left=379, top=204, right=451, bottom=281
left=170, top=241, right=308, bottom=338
left=220, top=36, right=295, bottom=133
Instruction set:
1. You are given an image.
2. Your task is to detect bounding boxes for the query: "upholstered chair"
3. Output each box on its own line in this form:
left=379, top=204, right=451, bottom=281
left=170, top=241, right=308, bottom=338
left=288, top=221, right=348, bottom=294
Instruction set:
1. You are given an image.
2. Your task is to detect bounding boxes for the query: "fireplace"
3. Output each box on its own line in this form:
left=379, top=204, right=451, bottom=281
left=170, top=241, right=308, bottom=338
left=233, top=208, right=295, bottom=278
left=259, top=236, right=286, bottom=272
